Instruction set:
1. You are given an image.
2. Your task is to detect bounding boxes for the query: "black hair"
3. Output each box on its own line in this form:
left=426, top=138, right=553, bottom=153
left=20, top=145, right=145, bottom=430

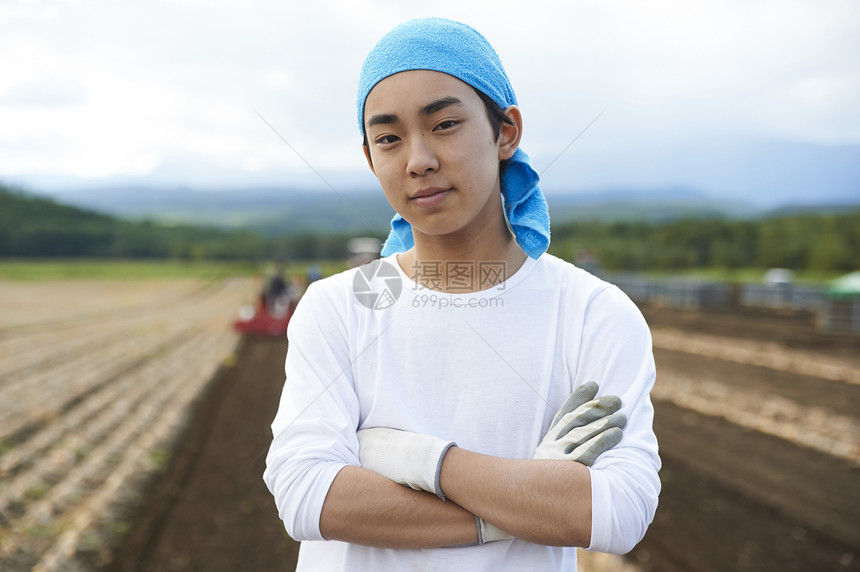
left=473, top=88, right=513, bottom=175
left=471, top=87, right=515, bottom=142
left=362, top=86, right=514, bottom=169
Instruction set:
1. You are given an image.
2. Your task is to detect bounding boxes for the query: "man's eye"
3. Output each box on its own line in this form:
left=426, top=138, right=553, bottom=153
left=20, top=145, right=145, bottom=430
left=375, top=135, right=400, bottom=145
left=434, top=120, right=458, bottom=131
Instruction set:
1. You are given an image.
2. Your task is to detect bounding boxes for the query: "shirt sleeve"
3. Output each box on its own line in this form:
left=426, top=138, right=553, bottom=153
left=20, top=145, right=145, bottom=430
left=263, top=281, right=361, bottom=541
left=575, top=286, right=661, bottom=554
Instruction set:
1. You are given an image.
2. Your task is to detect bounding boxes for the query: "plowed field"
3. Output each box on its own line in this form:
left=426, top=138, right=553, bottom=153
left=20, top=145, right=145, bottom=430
left=627, top=307, right=860, bottom=572
left=117, top=304, right=860, bottom=572
left=0, top=279, right=251, bottom=571
left=5, top=279, right=858, bottom=571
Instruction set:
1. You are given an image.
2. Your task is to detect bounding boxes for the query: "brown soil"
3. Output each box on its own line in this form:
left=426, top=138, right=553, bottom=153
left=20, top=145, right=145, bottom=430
left=632, top=306, right=860, bottom=572
left=106, top=336, right=299, bottom=572
left=107, top=307, right=860, bottom=572
left=631, top=401, right=860, bottom=572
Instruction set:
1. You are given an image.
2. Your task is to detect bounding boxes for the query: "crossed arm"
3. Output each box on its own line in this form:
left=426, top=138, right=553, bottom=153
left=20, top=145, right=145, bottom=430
left=318, top=384, right=623, bottom=548
left=319, top=464, right=477, bottom=548
left=319, top=450, right=592, bottom=548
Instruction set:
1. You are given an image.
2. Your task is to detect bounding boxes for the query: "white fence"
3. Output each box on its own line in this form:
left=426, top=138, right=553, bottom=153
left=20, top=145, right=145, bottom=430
left=606, top=275, right=732, bottom=310
left=657, top=281, right=733, bottom=310
left=740, top=284, right=824, bottom=311
left=603, top=274, right=858, bottom=334
left=819, top=298, right=860, bottom=334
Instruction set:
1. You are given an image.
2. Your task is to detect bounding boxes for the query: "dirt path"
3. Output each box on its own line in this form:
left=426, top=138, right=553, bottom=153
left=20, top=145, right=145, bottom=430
left=107, top=307, right=860, bottom=572
left=629, top=401, right=860, bottom=572
left=107, top=337, right=299, bottom=572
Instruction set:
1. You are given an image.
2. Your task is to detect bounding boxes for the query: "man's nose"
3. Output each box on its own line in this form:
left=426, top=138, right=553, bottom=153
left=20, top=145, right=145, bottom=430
left=406, top=135, right=439, bottom=176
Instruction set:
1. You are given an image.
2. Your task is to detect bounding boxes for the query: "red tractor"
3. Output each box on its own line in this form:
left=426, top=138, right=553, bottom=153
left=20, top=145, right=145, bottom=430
left=233, top=269, right=298, bottom=337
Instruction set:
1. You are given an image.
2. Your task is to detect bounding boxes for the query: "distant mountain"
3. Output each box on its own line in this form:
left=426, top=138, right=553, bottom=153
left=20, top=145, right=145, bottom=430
left=52, top=186, right=398, bottom=237
left=538, top=139, right=860, bottom=210
left=545, top=188, right=762, bottom=222
left=9, top=136, right=858, bottom=213
left=22, top=180, right=860, bottom=237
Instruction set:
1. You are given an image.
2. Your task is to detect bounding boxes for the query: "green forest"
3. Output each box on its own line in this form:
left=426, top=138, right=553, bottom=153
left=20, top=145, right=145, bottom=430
left=2, top=185, right=858, bottom=272
left=0, top=186, right=358, bottom=262
left=549, top=213, right=860, bottom=272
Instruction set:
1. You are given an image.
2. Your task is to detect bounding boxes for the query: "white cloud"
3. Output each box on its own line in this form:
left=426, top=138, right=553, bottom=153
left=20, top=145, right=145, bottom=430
left=1, top=0, right=858, bottom=191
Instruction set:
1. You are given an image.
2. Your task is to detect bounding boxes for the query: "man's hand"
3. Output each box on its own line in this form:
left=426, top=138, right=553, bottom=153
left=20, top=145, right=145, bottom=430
left=533, top=381, right=626, bottom=464
left=357, top=427, right=456, bottom=500
left=478, top=382, right=626, bottom=543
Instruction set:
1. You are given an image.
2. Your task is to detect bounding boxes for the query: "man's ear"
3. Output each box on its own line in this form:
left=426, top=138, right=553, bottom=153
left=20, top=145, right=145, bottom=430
left=363, top=144, right=376, bottom=175
left=498, top=105, right=523, bottom=161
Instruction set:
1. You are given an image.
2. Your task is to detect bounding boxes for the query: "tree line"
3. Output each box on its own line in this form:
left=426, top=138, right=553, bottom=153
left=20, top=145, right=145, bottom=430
left=0, top=186, right=365, bottom=261
left=2, top=185, right=857, bottom=271
left=548, top=211, right=859, bottom=272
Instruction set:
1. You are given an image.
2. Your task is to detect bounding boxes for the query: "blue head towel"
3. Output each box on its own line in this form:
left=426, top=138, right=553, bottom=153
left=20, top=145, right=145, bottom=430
left=357, top=17, right=550, bottom=259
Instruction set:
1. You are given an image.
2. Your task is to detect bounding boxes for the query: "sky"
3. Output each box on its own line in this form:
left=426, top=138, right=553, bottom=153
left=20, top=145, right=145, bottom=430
left=1, top=0, right=858, bottom=203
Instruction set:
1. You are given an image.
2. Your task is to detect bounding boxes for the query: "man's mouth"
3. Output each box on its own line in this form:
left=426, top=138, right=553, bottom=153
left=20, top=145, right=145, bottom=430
left=410, top=187, right=452, bottom=207
left=410, top=187, right=451, bottom=199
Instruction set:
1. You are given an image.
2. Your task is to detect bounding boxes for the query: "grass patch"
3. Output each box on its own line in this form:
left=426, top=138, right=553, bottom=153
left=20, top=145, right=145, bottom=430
left=79, top=530, right=104, bottom=552
left=109, top=520, right=132, bottom=546
left=25, top=482, right=50, bottom=501
left=0, top=258, right=348, bottom=281
left=632, top=267, right=841, bottom=285
left=0, top=259, right=257, bottom=281
left=147, top=448, right=170, bottom=473
left=23, top=522, right=61, bottom=538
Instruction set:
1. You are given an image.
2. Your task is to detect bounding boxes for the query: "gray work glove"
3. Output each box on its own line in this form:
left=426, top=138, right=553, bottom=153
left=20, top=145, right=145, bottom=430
left=533, top=381, right=626, bottom=463
left=477, top=381, right=626, bottom=544
left=357, top=427, right=456, bottom=500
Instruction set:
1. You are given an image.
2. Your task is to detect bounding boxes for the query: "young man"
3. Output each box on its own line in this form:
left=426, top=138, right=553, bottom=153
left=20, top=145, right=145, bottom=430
left=264, top=18, right=660, bottom=570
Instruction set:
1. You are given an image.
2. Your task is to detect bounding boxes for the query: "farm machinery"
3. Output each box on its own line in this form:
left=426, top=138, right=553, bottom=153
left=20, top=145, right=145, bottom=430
left=233, top=268, right=298, bottom=337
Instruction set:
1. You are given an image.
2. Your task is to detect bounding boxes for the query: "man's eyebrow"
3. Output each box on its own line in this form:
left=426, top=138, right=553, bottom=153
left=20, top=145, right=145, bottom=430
left=366, top=97, right=463, bottom=128
left=419, top=97, right=462, bottom=117
left=367, top=113, right=399, bottom=128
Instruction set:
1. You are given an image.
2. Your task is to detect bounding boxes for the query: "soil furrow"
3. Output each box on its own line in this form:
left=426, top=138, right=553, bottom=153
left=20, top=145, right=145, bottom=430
left=655, top=348, right=860, bottom=419
left=628, top=400, right=860, bottom=572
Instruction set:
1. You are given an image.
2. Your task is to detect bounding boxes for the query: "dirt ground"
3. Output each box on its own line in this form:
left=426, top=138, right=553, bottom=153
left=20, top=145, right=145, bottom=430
left=107, top=306, right=860, bottom=572
left=106, top=336, right=299, bottom=572
left=632, top=306, right=860, bottom=572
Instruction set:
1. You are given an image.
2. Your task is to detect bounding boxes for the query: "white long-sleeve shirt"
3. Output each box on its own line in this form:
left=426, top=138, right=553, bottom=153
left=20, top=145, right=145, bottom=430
left=264, top=253, right=660, bottom=571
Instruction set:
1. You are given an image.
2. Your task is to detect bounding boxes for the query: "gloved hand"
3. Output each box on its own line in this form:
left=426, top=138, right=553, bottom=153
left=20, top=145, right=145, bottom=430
left=533, top=381, right=626, bottom=464
left=477, top=381, right=626, bottom=544
left=357, top=427, right=456, bottom=500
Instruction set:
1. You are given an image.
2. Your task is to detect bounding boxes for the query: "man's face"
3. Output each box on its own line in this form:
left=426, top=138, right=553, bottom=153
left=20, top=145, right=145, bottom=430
left=363, top=70, right=515, bottom=244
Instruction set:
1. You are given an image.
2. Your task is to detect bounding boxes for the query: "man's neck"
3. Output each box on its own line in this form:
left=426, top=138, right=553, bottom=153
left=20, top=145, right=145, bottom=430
left=397, top=229, right=529, bottom=294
